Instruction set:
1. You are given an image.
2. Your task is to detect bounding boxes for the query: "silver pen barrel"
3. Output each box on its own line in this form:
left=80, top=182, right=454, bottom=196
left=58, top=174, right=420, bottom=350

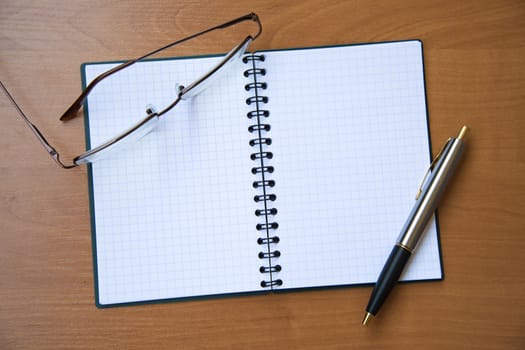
left=397, top=126, right=468, bottom=252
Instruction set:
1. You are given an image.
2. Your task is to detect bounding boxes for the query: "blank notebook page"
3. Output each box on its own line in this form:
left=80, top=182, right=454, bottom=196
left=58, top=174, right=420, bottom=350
left=84, top=56, right=261, bottom=306
left=264, top=41, right=442, bottom=289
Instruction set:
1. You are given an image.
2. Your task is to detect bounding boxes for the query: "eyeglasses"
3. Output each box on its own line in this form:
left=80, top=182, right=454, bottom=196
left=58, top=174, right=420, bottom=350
left=0, top=13, right=262, bottom=169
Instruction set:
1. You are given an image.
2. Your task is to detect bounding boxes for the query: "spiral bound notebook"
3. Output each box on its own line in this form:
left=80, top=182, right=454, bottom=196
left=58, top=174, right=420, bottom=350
left=83, top=40, right=443, bottom=307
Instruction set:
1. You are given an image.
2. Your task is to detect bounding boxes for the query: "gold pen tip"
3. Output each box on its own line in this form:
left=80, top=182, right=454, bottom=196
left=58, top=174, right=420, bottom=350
left=457, top=125, right=468, bottom=140
left=362, top=312, right=374, bottom=326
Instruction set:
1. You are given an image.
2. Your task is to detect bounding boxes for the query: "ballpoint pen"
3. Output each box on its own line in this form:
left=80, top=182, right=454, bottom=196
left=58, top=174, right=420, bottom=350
left=362, top=125, right=468, bottom=326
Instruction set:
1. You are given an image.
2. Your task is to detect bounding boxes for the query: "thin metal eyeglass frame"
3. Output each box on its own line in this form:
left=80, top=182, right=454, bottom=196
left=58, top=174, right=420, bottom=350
left=75, top=35, right=254, bottom=165
left=1, top=12, right=262, bottom=169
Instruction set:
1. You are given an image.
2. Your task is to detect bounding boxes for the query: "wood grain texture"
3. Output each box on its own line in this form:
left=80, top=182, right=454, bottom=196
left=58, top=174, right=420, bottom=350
left=1, top=0, right=524, bottom=349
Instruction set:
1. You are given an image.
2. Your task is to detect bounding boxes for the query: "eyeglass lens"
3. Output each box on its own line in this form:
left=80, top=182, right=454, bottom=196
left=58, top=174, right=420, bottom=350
left=78, top=36, right=253, bottom=165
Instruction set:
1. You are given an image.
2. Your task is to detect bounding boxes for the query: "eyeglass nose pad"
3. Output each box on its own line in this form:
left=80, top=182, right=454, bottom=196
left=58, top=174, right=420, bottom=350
left=175, top=83, right=186, bottom=98
left=145, top=104, right=158, bottom=116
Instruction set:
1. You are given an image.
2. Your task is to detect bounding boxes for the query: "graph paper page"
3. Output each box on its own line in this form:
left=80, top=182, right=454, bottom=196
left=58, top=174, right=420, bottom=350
left=262, top=41, right=442, bottom=290
left=84, top=56, right=261, bottom=306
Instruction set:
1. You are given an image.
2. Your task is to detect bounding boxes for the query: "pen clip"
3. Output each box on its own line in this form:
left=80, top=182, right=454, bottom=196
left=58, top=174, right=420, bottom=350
left=415, top=138, right=452, bottom=200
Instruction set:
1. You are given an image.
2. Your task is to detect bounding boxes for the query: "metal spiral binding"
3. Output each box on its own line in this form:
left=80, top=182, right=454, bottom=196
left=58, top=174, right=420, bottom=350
left=244, top=53, right=282, bottom=289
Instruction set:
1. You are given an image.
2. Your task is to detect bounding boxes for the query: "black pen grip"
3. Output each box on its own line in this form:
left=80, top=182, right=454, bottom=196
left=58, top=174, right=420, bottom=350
left=366, top=245, right=412, bottom=316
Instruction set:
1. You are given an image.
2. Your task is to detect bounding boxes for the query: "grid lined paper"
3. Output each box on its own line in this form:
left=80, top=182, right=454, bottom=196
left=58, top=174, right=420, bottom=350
left=263, top=41, right=442, bottom=289
left=84, top=56, right=261, bottom=306
left=84, top=40, right=442, bottom=306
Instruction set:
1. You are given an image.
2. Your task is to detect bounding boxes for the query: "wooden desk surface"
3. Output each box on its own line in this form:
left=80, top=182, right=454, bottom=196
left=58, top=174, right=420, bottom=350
left=1, top=1, right=523, bottom=349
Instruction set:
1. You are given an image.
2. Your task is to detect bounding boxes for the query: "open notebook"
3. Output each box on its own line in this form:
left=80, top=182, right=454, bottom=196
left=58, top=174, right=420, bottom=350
left=83, top=40, right=442, bottom=307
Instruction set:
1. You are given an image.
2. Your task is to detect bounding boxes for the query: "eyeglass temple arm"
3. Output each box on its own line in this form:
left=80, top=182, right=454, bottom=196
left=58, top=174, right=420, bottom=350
left=59, top=12, right=262, bottom=122
left=0, top=81, right=77, bottom=168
